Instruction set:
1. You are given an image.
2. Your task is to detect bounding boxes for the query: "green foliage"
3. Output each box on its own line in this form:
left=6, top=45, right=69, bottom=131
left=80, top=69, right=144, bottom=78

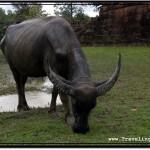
left=0, top=7, right=6, bottom=39
left=0, top=4, right=48, bottom=39
left=6, top=10, right=15, bottom=23
left=12, top=3, right=48, bottom=22
left=74, top=10, right=90, bottom=21
left=28, top=5, right=47, bottom=19
left=54, top=3, right=90, bottom=21
left=12, top=3, right=31, bottom=22
left=0, top=8, right=15, bottom=40
left=0, top=46, right=150, bottom=146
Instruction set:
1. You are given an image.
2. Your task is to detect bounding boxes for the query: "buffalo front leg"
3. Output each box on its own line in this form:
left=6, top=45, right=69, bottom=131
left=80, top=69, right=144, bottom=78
left=59, top=93, right=74, bottom=126
left=9, top=65, right=29, bottom=111
left=48, top=87, right=59, bottom=117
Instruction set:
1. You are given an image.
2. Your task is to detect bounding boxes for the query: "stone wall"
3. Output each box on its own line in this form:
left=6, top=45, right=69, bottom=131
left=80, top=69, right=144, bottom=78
left=70, top=2, right=150, bottom=46
left=100, top=2, right=150, bottom=45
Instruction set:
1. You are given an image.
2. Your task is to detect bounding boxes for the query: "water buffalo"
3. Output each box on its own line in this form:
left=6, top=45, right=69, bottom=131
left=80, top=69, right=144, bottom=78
left=0, top=16, right=121, bottom=134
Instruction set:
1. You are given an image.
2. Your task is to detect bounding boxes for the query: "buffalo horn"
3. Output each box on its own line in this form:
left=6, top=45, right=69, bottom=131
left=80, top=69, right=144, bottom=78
left=47, top=66, right=75, bottom=96
left=96, top=53, right=121, bottom=96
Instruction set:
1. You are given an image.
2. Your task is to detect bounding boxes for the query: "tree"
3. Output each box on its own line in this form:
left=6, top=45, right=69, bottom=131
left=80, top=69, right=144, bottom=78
left=74, top=9, right=90, bottom=21
left=6, top=10, right=15, bottom=23
left=12, top=3, right=31, bottom=22
left=28, top=5, right=48, bottom=19
left=11, top=2, right=48, bottom=22
left=0, top=8, right=16, bottom=40
left=54, top=3, right=90, bottom=21
left=0, top=7, right=6, bottom=39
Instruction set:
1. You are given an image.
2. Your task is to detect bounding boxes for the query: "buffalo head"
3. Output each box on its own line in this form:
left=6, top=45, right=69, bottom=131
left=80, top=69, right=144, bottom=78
left=47, top=54, right=121, bottom=133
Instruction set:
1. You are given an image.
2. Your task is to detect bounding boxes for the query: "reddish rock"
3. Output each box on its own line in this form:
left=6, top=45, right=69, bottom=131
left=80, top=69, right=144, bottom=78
left=70, top=2, right=150, bottom=45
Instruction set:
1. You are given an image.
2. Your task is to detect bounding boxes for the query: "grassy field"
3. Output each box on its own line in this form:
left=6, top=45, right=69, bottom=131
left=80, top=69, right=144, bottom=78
left=0, top=46, right=150, bottom=146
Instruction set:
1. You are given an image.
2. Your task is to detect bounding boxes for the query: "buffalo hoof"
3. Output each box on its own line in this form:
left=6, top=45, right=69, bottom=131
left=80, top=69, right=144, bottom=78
left=48, top=110, right=59, bottom=118
left=17, top=105, right=31, bottom=112
left=65, top=113, right=75, bottom=126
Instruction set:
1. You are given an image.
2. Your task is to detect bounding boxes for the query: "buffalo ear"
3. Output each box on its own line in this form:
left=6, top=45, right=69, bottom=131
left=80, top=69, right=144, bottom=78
left=46, top=57, right=75, bottom=96
left=96, top=54, right=121, bottom=96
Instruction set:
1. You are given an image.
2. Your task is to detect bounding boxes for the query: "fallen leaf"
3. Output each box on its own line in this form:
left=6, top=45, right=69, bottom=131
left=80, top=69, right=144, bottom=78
left=131, top=108, right=137, bottom=112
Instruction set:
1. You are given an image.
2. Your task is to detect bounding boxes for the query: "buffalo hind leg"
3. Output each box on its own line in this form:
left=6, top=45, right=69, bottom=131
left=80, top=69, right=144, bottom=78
left=9, top=65, right=30, bottom=111
left=48, top=87, right=59, bottom=117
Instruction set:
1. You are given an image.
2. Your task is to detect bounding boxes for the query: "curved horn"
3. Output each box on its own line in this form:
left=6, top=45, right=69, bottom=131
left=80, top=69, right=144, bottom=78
left=96, top=53, right=121, bottom=96
left=47, top=65, right=75, bottom=96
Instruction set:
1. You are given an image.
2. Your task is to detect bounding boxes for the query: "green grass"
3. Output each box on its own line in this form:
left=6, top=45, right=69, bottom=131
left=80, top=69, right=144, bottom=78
left=0, top=46, right=150, bottom=146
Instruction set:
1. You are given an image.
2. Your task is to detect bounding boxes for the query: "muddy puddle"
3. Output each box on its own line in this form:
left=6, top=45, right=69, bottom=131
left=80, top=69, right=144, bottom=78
left=0, top=91, right=62, bottom=112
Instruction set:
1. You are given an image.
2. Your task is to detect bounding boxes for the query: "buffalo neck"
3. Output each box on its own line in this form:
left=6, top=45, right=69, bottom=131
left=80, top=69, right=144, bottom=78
left=67, top=47, right=91, bottom=81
